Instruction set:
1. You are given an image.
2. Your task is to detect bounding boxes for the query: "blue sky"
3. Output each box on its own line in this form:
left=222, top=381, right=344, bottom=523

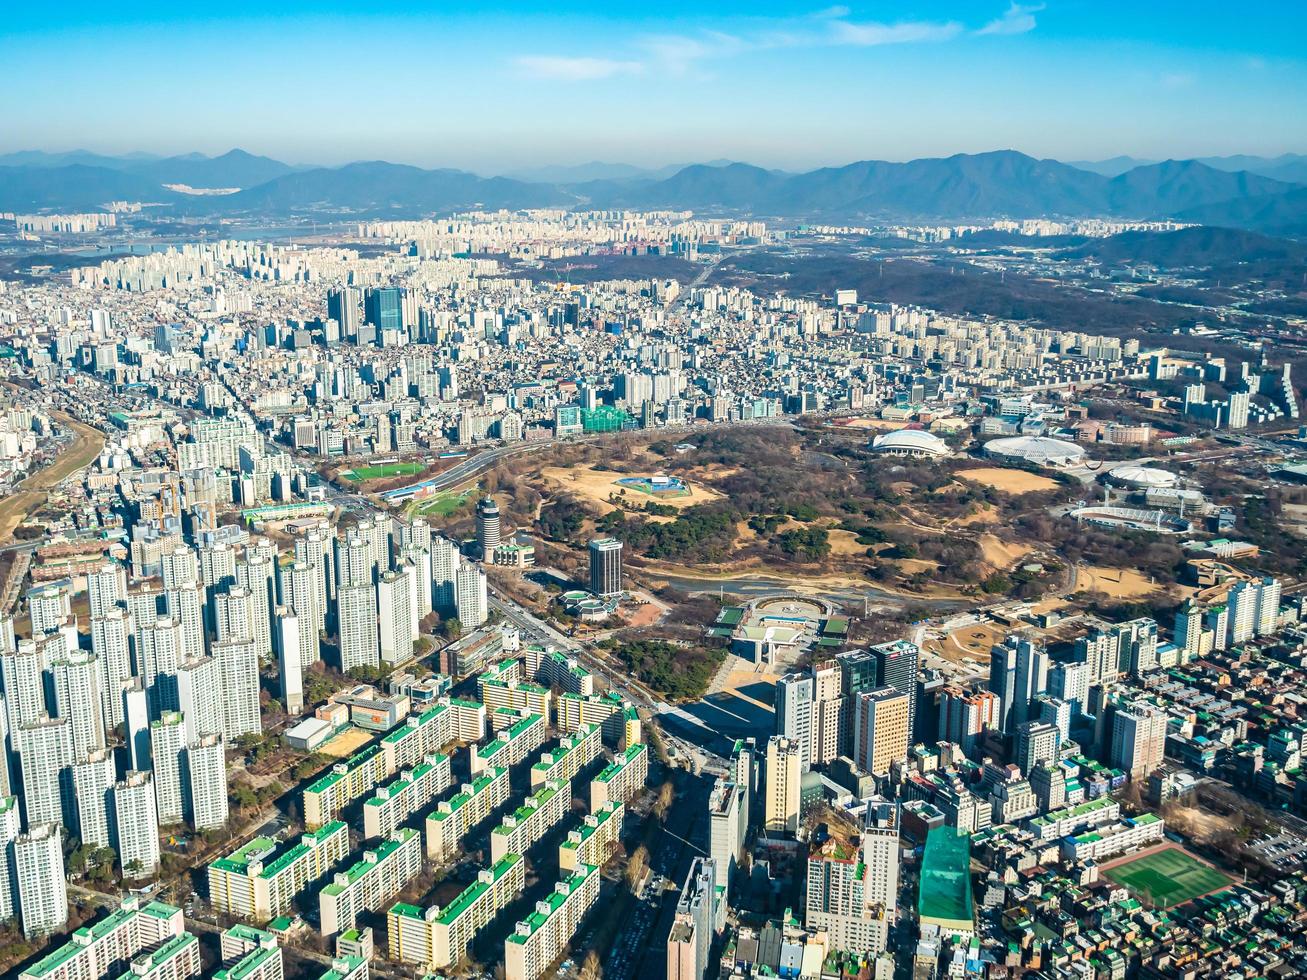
left=3, top=2, right=1305, bottom=172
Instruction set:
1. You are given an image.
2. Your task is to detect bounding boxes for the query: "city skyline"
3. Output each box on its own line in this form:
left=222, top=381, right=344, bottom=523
left=3, top=2, right=1306, bottom=171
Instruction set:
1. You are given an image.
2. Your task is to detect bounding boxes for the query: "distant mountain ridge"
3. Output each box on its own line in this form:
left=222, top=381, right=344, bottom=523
left=0, top=147, right=1304, bottom=230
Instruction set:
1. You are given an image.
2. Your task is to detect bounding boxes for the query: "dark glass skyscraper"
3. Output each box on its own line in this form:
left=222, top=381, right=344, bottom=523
left=364, top=286, right=404, bottom=333
left=869, top=639, right=920, bottom=740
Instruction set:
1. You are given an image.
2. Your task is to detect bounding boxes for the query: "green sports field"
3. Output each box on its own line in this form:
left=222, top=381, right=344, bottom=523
left=343, top=461, right=425, bottom=482
left=1103, top=847, right=1231, bottom=908
left=405, top=488, right=475, bottom=518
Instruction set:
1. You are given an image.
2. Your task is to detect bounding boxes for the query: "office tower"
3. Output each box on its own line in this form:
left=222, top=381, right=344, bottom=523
left=1111, top=702, right=1168, bottom=780
left=338, top=584, right=380, bottom=672
left=764, top=736, right=801, bottom=835
left=49, top=651, right=106, bottom=760
left=15, top=824, right=66, bottom=937
left=1037, top=695, right=1072, bottom=742
left=123, top=680, right=152, bottom=771
left=141, top=616, right=185, bottom=716
left=1048, top=660, right=1089, bottom=715
left=431, top=537, right=460, bottom=613
left=708, top=778, right=744, bottom=892
left=811, top=660, right=845, bottom=766
left=280, top=561, right=324, bottom=666
left=852, top=686, right=910, bottom=776
left=476, top=498, right=502, bottom=559
left=1014, top=721, right=1061, bottom=776
left=72, top=749, right=117, bottom=848
left=868, top=640, right=919, bottom=741
left=731, top=738, right=755, bottom=832
left=91, top=609, right=133, bottom=730
left=775, top=673, right=814, bottom=769
left=113, top=772, right=161, bottom=877
left=215, top=639, right=261, bottom=740
left=377, top=570, right=415, bottom=666
left=588, top=538, right=623, bottom=597
left=0, top=795, right=18, bottom=922
left=151, top=711, right=187, bottom=824
left=365, top=286, right=405, bottom=332
left=275, top=608, right=304, bottom=714
left=177, top=656, right=223, bottom=739
left=87, top=562, right=128, bottom=618
left=989, top=636, right=1047, bottom=734
left=20, top=717, right=74, bottom=830
left=455, top=562, right=488, bottom=629
left=937, top=686, right=1001, bottom=757
left=1030, top=762, right=1067, bottom=812
left=26, top=583, right=70, bottom=635
left=667, top=857, right=719, bottom=980
left=327, top=286, right=361, bottom=339
left=187, top=734, right=229, bottom=830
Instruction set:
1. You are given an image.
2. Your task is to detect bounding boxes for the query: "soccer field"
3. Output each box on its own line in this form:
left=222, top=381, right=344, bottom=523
left=344, top=461, right=425, bottom=482
left=1103, top=847, right=1231, bottom=908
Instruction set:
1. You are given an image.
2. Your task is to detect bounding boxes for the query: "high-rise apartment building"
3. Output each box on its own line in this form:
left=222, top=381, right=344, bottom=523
left=113, top=771, right=162, bottom=877
left=775, top=673, right=814, bottom=770
left=455, top=562, right=488, bottom=629
left=764, top=736, right=801, bottom=835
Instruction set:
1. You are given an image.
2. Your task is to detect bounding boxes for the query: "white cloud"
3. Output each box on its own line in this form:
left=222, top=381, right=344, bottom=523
left=976, top=3, right=1043, bottom=37
left=513, top=55, right=643, bottom=81
left=515, top=5, right=1034, bottom=82
left=830, top=18, right=964, bottom=46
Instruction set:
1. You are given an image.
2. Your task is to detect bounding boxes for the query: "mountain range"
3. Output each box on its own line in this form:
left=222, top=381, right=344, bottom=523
left=1, top=148, right=1305, bottom=233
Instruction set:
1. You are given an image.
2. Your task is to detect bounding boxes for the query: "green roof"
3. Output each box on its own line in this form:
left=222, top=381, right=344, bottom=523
left=321, top=829, right=418, bottom=895
left=505, top=865, right=597, bottom=944
left=214, top=944, right=280, bottom=980
left=918, top=827, right=974, bottom=927
left=493, top=783, right=561, bottom=836
left=317, top=956, right=366, bottom=980
left=22, top=902, right=180, bottom=977
left=434, top=855, right=522, bottom=925
left=594, top=743, right=647, bottom=783
left=111, top=934, right=198, bottom=980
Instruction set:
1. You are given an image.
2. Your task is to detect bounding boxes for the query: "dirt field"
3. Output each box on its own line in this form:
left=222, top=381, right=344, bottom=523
left=827, top=529, right=869, bottom=556
left=319, top=726, right=376, bottom=758
left=1076, top=564, right=1163, bottom=599
left=958, top=467, right=1059, bottom=494
left=979, top=534, right=1034, bottom=569
left=953, top=504, right=999, bottom=527
left=927, top=621, right=1009, bottom=664
left=538, top=465, right=723, bottom=514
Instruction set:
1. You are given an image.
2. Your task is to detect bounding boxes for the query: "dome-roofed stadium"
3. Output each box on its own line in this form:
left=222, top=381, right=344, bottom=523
left=871, top=428, right=951, bottom=459
left=1104, top=463, right=1178, bottom=489
left=984, top=435, right=1087, bottom=467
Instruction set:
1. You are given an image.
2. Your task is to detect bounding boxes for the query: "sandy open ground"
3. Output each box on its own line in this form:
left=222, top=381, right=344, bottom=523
left=827, top=529, right=870, bottom=556
left=927, top=621, right=1010, bottom=663
left=1075, top=564, right=1164, bottom=599
left=958, top=467, right=1059, bottom=494
left=979, top=534, right=1034, bottom=569
left=538, top=464, right=723, bottom=514
left=319, top=726, right=375, bottom=758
